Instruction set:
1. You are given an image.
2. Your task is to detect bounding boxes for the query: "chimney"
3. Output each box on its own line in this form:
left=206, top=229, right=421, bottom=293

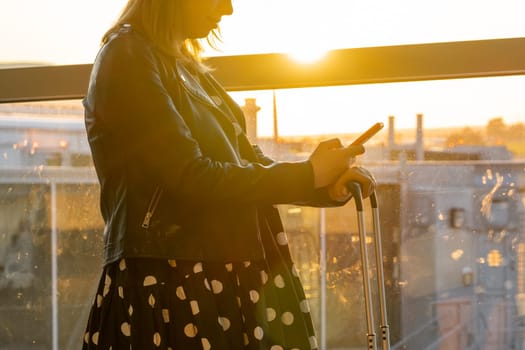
left=388, top=115, right=396, bottom=148
left=272, top=90, right=279, bottom=143
left=415, top=113, right=424, bottom=161
left=241, top=98, right=260, bottom=142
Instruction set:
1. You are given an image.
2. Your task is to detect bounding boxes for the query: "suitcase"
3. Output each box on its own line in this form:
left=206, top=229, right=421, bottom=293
left=347, top=182, right=391, bottom=350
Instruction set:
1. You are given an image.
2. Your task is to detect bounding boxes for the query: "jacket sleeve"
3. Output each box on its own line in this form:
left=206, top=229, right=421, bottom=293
left=251, top=144, right=275, bottom=166
left=250, top=144, right=350, bottom=208
left=85, top=34, right=319, bottom=206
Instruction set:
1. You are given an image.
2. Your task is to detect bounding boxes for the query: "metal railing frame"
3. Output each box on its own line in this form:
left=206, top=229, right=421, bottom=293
left=1, top=37, right=525, bottom=103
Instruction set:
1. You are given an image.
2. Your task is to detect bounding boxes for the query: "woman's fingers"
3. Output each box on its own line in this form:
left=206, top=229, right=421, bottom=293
left=350, top=166, right=376, bottom=198
left=309, top=139, right=366, bottom=189
left=343, top=145, right=365, bottom=158
left=328, top=166, right=376, bottom=202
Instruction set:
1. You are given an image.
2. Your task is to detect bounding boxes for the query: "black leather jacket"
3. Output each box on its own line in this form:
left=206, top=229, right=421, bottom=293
left=84, top=25, right=341, bottom=265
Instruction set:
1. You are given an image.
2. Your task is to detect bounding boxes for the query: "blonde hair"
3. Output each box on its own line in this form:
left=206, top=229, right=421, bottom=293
left=102, top=0, right=219, bottom=71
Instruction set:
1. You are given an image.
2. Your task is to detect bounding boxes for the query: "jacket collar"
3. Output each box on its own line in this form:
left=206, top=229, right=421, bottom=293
left=176, top=61, right=244, bottom=138
left=176, top=61, right=217, bottom=107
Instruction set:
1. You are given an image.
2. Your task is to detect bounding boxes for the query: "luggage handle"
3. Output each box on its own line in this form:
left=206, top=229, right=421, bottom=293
left=347, top=182, right=391, bottom=350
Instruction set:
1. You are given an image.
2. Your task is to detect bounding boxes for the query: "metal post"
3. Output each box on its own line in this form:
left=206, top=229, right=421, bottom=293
left=348, top=182, right=377, bottom=350
left=50, top=182, right=59, bottom=350
left=320, top=207, right=327, bottom=350
left=371, top=193, right=391, bottom=350
left=347, top=182, right=392, bottom=350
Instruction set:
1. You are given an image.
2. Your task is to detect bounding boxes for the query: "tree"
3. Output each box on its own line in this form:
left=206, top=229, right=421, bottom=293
left=445, top=127, right=485, bottom=147
left=507, top=122, right=525, bottom=140
left=486, top=117, right=507, bottom=144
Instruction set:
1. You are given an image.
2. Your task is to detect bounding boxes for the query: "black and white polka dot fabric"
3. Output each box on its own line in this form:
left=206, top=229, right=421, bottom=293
left=82, top=233, right=318, bottom=349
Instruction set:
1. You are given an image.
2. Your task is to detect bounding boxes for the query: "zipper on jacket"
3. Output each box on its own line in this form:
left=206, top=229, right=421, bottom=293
left=142, top=187, right=163, bottom=229
left=255, top=209, right=267, bottom=260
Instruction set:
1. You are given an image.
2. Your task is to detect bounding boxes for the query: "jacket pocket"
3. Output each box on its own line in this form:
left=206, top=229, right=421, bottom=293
left=141, top=186, right=164, bottom=229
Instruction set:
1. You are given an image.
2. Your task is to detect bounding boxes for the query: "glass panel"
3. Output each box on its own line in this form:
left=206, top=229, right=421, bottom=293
left=2, top=0, right=525, bottom=66
left=0, top=100, right=103, bottom=348
left=0, top=183, right=51, bottom=347
left=1, top=73, right=525, bottom=348
left=55, top=183, right=104, bottom=348
left=231, top=75, right=525, bottom=349
left=0, top=183, right=104, bottom=348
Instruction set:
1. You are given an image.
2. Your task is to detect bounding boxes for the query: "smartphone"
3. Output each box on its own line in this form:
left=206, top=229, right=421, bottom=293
left=350, top=122, right=384, bottom=146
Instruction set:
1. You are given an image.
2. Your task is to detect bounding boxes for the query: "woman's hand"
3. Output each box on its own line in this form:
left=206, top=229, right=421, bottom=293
left=309, top=139, right=364, bottom=188
left=328, top=166, right=376, bottom=202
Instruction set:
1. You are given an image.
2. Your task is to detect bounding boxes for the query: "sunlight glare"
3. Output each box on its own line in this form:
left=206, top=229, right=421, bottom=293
left=287, top=47, right=327, bottom=64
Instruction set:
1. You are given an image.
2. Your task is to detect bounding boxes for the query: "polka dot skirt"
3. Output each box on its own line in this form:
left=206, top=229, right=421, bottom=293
left=82, top=234, right=318, bottom=349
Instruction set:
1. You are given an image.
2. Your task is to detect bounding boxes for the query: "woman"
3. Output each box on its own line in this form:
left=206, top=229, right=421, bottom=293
left=82, top=0, right=375, bottom=349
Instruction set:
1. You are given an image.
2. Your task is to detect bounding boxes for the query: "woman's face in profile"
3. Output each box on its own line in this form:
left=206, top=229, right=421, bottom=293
left=181, top=0, right=233, bottom=39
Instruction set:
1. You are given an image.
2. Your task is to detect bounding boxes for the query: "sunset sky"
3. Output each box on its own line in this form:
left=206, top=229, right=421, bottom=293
left=1, top=0, right=525, bottom=136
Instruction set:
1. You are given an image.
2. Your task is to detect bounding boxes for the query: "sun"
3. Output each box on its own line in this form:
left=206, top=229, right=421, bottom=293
left=287, top=47, right=327, bottom=64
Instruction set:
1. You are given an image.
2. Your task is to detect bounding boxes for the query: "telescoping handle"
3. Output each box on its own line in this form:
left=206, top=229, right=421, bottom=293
left=347, top=182, right=391, bottom=350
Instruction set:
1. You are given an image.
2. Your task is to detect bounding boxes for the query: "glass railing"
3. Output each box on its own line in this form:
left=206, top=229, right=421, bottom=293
left=0, top=78, right=524, bottom=348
